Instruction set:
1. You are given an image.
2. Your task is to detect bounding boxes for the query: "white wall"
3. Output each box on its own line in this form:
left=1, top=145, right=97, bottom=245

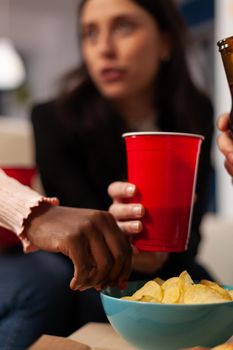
left=0, top=0, right=80, bottom=109
left=198, top=214, right=233, bottom=285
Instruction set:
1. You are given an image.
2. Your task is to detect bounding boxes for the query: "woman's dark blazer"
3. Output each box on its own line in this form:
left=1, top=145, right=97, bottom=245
left=31, top=98, right=214, bottom=282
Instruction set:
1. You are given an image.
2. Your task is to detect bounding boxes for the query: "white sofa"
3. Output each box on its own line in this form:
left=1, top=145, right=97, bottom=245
left=0, top=116, right=34, bottom=167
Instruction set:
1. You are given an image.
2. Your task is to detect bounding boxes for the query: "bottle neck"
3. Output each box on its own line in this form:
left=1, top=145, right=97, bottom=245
left=218, top=36, right=233, bottom=88
left=218, top=36, right=233, bottom=133
left=221, top=53, right=233, bottom=88
left=221, top=53, right=233, bottom=124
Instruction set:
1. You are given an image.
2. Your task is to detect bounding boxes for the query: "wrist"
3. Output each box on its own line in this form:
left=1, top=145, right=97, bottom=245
left=20, top=197, right=59, bottom=252
left=23, top=202, right=52, bottom=242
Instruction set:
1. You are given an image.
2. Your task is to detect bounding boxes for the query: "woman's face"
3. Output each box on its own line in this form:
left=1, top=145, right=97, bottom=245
left=80, top=0, right=171, bottom=101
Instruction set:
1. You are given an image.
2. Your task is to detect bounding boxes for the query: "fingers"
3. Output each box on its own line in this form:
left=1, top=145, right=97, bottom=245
left=226, top=152, right=233, bottom=164
left=101, top=213, right=132, bottom=287
left=217, top=113, right=230, bottom=131
left=31, top=206, right=132, bottom=291
left=52, top=207, right=132, bottom=291
left=69, top=228, right=116, bottom=290
left=108, top=190, right=145, bottom=235
left=70, top=211, right=132, bottom=290
left=217, top=132, right=233, bottom=157
left=224, top=159, right=233, bottom=177
left=216, top=114, right=233, bottom=178
left=69, top=235, right=95, bottom=290
left=85, top=231, right=114, bottom=287
left=108, top=181, right=136, bottom=202
left=109, top=202, right=144, bottom=220
left=117, top=220, right=143, bottom=234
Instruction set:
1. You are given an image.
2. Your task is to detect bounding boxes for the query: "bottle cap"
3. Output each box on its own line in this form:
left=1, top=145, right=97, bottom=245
left=217, top=36, right=233, bottom=52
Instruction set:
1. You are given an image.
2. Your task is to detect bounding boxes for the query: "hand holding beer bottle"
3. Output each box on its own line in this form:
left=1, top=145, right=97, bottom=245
left=217, top=36, right=233, bottom=177
left=217, top=113, right=233, bottom=177
left=217, top=36, right=233, bottom=134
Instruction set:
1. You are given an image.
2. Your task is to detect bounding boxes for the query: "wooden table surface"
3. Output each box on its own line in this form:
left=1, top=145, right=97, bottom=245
left=69, top=323, right=135, bottom=350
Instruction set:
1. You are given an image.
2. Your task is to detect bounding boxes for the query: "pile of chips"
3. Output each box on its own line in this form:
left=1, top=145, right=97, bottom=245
left=122, top=271, right=233, bottom=304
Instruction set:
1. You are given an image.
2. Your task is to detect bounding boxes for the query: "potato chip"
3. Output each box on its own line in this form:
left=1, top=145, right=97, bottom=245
left=131, top=281, right=162, bottom=302
left=121, top=296, right=134, bottom=301
left=162, top=277, right=179, bottom=289
left=200, top=280, right=232, bottom=301
left=153, top=277, right=164, bottom=286
left=178, top=271, right=194, bottom=303
left=184, top=284, right=227, bottom=304
left=162, top=285, right=180, bottom=304
left=179, top=270, right=194, bottom=286
left=161, top=277, right=180, bottom=304
left=228, top=290, right=233, bottom=300
left=120, top=271, right=233, bottom=305
left=140, top=295, right=160, bottom=303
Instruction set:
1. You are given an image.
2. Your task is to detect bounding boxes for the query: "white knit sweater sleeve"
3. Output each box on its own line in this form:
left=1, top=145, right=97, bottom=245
left=0, top=169, right=58, bottom=252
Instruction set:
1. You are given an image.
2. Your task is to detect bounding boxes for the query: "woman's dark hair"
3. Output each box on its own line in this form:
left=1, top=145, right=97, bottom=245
left=57, top=0, right=213, bottom=137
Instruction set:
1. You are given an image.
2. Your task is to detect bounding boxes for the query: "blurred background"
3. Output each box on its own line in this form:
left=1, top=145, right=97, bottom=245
left=0, top=0, right=232, bottom=283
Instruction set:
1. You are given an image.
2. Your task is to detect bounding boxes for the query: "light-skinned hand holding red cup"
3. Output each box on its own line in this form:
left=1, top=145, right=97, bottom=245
left=123, top=132, right=204, bottom=252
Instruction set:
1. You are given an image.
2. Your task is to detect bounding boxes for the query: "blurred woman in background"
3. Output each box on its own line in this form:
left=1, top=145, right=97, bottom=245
left=31, top=0, right=214, bottom=330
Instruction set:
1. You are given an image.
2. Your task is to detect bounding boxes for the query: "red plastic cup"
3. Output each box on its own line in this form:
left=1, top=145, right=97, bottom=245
left=123, top=132, right=204, bottom=252
left=0, top=167, right=36, bottom=248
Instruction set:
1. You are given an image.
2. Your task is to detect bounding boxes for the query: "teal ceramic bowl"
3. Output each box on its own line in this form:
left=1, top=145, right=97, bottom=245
left=100, top=281, right=233, bottom=350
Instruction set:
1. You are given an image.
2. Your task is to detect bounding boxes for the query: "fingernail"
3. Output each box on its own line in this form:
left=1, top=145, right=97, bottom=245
left=73, top=285, right=81, bottom=291
left=132, top=221, right=141, bottom=232
left=74, top=285, right=87, bottom=292
left=132, top=205, right=143, bottom=217
left=126, top=185, right=136, bottom=196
